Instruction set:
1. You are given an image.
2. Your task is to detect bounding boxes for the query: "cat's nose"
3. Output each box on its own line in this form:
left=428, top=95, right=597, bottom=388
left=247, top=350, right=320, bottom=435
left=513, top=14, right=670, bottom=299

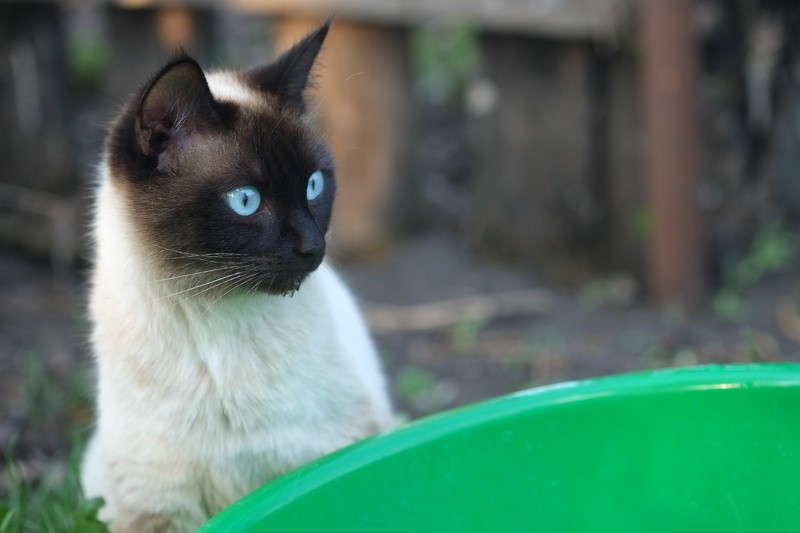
left=288, top=211, right=325, bottom=263
left=295, top=231, right=325, bottom=262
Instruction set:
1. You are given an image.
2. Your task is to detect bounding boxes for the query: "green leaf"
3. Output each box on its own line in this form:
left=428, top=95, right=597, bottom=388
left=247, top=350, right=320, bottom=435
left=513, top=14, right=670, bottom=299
left=397, top=366, right=438, bottom=400
left=450, top=312, right=486, bottom=352
left=711, top=289, right=744, bottom=322
left=410, top=21, right=479, bottom=104
left=0, top=506, right=15, bottom=533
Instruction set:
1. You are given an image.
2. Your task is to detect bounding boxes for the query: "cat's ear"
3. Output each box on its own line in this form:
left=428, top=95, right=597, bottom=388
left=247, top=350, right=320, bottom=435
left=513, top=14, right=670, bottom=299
left=241, top=18, right=331, bottom=110
left=136, top=55, right=219, bottom=168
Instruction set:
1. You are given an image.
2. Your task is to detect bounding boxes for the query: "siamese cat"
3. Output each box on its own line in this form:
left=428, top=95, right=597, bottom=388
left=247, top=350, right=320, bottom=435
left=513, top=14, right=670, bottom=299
left=81, top=21, right=394, bottom=532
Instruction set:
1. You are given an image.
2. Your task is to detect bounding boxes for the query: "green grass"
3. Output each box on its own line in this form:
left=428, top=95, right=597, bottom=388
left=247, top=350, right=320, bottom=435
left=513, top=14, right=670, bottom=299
left=450, top=312, right=486, bottom=353
left=1, top=434, right=108, bottom=533
left=712, top=221, right=795, bottom=322
left=1, top=348, right=108, bottom=532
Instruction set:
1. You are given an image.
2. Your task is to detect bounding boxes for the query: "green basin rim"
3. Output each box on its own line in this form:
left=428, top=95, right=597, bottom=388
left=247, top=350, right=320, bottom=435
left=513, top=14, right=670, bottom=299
left=199, top=363, right=800, bottom=530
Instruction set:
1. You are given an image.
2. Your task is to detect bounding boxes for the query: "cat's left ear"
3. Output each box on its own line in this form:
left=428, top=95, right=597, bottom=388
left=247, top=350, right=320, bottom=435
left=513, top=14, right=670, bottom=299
left=241, top=17, right=331, bottom=111
left=136, top=55, right=219, bottom=169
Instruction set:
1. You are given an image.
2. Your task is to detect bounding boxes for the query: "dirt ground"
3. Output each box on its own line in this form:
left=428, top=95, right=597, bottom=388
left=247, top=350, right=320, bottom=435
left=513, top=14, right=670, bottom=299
left=2, top=228, right=800, bottom=468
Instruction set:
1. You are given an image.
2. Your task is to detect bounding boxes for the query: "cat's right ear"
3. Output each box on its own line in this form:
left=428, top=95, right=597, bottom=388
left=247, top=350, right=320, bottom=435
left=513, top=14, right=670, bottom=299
left=136, top=56, right=218, bottom=170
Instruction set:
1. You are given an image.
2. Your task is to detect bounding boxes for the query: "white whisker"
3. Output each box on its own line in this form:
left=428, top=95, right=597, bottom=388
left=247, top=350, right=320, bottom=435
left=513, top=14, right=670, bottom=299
left=267, top=115, right=287, bottom=145
left=155, top=244, right=246, bottom=258
left=157, top=265, right=240, bottom=282
left=148, top=271, right=243, bottom=304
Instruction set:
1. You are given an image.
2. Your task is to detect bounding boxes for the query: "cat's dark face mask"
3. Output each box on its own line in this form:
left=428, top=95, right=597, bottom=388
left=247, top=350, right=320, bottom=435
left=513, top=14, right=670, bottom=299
left=106, top=20, right=336, bottom=297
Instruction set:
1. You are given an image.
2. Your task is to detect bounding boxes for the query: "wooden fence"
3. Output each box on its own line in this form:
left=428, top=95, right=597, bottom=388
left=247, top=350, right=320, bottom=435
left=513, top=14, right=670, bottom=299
left=2, top=0, right=795, bottom=306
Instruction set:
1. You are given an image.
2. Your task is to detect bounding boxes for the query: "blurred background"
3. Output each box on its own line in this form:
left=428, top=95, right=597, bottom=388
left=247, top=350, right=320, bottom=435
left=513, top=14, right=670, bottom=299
left=1, top=0, right=800, bottom=520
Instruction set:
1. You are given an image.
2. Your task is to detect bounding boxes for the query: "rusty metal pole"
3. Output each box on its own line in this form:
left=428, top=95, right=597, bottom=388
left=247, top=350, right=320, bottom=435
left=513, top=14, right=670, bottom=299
left=639, top=0, right=705, bottom=308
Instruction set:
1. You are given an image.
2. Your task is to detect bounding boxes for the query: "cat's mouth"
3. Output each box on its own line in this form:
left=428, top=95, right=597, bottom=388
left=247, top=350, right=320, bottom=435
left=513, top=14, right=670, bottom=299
left=259, top=273, right=307, bottom=296
left=251, top=261, right=322, bottom=296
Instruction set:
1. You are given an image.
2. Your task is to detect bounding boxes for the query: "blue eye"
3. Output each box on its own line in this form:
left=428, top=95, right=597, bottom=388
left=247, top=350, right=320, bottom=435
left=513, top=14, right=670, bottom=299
left=225, top=186, right=261, bottom=216
left=306, top=170, right=324, bottom=201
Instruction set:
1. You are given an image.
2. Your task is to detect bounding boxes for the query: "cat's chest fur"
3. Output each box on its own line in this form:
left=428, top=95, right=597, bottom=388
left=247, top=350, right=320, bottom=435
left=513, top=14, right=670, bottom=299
left=97, top=281, right=334, bottom=438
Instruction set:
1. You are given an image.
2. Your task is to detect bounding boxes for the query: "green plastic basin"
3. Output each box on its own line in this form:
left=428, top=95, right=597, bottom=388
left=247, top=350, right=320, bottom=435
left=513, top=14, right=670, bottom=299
left=200, top=364, right=800, bottom=532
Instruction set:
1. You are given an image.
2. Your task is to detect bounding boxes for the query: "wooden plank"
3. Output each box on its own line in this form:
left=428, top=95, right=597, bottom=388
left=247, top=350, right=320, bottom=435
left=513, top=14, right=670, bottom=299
left=104, top=5, right=215, bottom=106
left=606, top=53, right=644, bottom=278
left=468, top=36, right=598, bottom=280
left=0, top=3, right=80, bottom=265
left=230, top=0, right=628, bottom=39
left=95, top=0, right=630, bottom=38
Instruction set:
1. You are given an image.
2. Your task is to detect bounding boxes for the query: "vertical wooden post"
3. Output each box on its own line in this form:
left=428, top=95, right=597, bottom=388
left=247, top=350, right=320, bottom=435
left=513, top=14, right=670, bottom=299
left=640, top=0, right=704, bottom=308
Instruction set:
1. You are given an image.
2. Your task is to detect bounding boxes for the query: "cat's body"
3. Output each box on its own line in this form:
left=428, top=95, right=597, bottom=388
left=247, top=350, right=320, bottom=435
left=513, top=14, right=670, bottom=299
left=81, top=22, right=393, bottom=532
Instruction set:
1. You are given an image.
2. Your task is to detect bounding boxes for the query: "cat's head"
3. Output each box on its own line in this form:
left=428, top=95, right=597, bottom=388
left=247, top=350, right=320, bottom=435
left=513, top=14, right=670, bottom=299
left=106, top=20, right=335, bottom=297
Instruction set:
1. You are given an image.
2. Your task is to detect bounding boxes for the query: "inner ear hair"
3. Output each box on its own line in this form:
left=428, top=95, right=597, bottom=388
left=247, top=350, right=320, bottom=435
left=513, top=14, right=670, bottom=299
left=136, top=55, right=219, bottom=157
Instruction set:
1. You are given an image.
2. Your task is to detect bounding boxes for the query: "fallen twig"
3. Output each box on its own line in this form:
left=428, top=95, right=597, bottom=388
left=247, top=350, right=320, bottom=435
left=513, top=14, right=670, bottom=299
left=363, top=289, right=554, bottom=335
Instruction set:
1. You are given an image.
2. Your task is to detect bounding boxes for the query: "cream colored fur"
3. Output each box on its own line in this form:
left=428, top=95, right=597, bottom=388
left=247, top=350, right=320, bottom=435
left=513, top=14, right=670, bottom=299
left=81, top=74, right=393, bottom=532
